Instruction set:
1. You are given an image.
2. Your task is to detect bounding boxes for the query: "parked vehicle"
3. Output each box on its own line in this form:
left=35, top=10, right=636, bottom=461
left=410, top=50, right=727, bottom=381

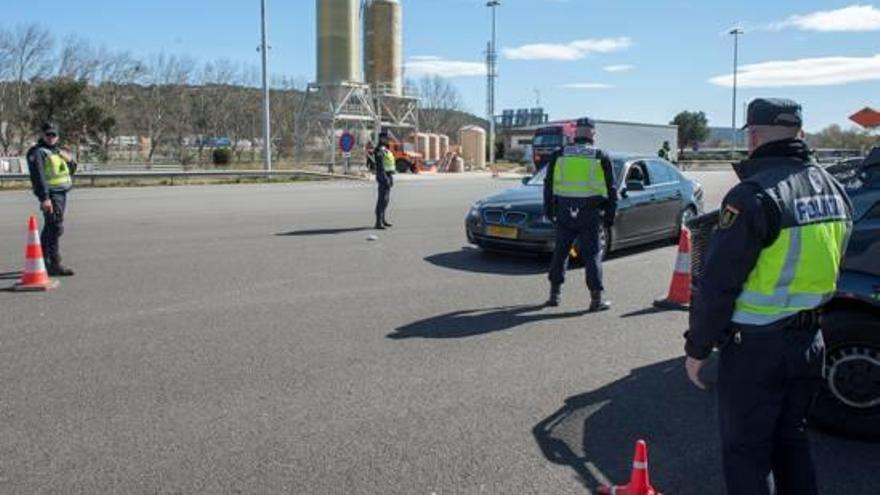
left=465, top=153, right=703, bottom=258
left=811, top=147, right=880, bottom=439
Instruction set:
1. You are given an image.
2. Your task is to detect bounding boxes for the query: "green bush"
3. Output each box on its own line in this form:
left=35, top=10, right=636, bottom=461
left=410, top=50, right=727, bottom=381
left=212, top=147, right=232, bottom=166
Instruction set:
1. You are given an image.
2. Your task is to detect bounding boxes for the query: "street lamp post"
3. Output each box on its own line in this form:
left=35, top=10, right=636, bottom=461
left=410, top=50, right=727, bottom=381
left=729, top=27, right=743, bottom=159
left=486, top=1, right=500, bottom=168
left=260, top=0, right=272, bottom=172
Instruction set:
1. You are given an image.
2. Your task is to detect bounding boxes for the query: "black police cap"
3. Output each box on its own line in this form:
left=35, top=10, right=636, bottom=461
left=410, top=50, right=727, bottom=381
left=576, top=117, right=595, bottom=129
left=41, top=122, right=59, bottom=135
left=744, top=98, right=802, bottom=129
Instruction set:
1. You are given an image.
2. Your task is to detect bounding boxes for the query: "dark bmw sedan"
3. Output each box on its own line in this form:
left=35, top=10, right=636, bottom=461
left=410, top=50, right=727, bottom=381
left=465, top=154, right=704, bottom=257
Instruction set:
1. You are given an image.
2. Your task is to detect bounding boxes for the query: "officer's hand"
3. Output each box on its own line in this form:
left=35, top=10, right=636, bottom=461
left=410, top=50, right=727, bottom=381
left=59, top=150, right=73, bottom=162
left=685, top=357, right=707, bottom=390
left=41, top=199, right=54, bottom=215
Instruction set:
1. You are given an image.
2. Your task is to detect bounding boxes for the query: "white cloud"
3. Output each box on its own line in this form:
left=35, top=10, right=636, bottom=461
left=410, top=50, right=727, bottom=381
left=561, top=83, right=614, bottom=90
left=405, top=56, right=486, bottom=78
left=708, top=54, right=880, bottom=88
left=503, top=37, right=632, bottom=61
left=773, top=4, right=880, bottom=32
left=603, top=64, right=634, bottom=73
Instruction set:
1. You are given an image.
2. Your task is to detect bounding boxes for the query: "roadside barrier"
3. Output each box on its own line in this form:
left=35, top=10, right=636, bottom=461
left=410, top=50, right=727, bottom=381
left=598, top=439, right=663, bottom=495
left=12, top=215, right=58, bottom=292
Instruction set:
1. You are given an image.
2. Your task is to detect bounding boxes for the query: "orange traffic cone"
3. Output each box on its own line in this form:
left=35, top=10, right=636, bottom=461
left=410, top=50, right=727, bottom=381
left=653, top=227, right=691, bottom=310
left=598, top=440, right=663, bottom=495
left=13, top=215, right=59, bottom=292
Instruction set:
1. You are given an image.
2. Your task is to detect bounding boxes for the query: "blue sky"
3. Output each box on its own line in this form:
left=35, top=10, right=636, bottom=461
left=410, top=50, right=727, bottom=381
left=4, top=0, right=880, bottom=131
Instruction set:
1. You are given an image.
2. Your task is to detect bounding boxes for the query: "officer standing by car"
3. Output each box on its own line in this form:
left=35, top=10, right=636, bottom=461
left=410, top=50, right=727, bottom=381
left=658, top=140, right=673, bottom=162
left=26, top=123, right=77, bottom=276
left=685, top=99, right=853, bottom=495
left=374, top=134, right=394, bottom=230
left=543, top=118, right=616, bottom=310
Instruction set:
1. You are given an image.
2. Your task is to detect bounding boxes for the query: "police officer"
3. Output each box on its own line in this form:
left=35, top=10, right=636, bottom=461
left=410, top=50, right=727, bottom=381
left=543, top=118, right=616, bottom=310
left=685, top=99, right=852, bottom=495
left=658, top=140, right=673, bottom=162
left=374, top=134, right=395, bottom=230
left=26, top=123, right=77, bottom=276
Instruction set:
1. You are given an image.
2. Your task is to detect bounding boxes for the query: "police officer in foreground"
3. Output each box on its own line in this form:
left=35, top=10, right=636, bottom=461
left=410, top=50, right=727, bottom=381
left=685, top=99, right=852, bottom=495
left=543, top=118, right=616, bottom=310
left=26, top=123, right=77, bottom=276
left=374, top=134, right=395, bottom=230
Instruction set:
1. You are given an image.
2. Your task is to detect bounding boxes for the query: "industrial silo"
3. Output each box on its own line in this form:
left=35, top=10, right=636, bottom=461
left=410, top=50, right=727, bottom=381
left=439, top=135, right=450, bottom=158
left=428, top=134, right=440, bottom=162
left=415, top=133, right=430, bottom=160
left=317, top=0, right=361, bottom=85
left=459, top=126, right=487, bottom=170
left=364, top=0, right=402, bottom=95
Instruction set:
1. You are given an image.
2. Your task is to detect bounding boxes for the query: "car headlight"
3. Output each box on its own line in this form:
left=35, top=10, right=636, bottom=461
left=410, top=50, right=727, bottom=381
left=468, top=204, right=481, bottom=219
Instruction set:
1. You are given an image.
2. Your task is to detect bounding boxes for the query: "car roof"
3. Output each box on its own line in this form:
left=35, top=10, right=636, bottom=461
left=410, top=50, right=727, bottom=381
left=607, top=152, right=656, bottom=162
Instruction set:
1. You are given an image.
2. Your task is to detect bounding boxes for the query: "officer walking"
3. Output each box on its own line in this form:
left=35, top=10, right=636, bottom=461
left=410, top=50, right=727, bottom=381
left=374, top=134, right=395, bottom=230
left=544, top=118, right=616, bottom=310
left=685, top=99, right=852, bottom=495
left=26, top=123, right=77, bottom=276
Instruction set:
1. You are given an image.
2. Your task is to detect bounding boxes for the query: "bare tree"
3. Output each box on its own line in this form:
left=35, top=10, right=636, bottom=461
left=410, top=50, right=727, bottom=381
left=417, top=75, right=469, bottom=139
left=56, top=35, right=101, bottom=82
left=3, top=24, right=54, bottom=153
left=134, top=53, right=195, bottom=163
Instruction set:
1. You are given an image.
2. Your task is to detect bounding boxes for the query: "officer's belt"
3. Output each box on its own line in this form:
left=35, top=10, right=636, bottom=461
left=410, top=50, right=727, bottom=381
left=731, top=309, right=819, bottom=334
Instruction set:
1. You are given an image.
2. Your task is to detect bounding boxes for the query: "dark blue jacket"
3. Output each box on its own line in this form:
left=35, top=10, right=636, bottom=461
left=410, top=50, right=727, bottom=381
left=25, top=140, right=78, bottom=201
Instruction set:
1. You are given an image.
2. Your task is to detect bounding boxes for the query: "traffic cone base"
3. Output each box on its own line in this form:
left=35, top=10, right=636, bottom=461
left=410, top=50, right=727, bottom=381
left=598, top=440, right=663, bottom=495
left=653, top=228, right=692, bottom=311
left=11, top=215, right=58, bottom=292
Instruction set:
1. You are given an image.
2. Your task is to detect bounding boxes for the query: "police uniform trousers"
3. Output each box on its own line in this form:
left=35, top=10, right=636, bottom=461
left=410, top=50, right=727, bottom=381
left=548, top=205, right=604, bottom=292
left=41, top=191, right=67, bottom=266
left=375, top=174, right=393, bottom=222
left=718, top=320, right=824, bottom=495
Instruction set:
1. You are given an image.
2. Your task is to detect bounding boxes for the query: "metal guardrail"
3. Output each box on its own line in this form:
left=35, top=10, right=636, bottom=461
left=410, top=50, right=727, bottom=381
left=0, top=169, right=368, bottom=187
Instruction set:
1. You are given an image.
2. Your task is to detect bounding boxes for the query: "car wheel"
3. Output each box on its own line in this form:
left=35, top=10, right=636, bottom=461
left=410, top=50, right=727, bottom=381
left=674, top=206, right=698, bottom=243
left=395, top=159, right=411, bottom=174
left=810, top=308, right=880, bottom=440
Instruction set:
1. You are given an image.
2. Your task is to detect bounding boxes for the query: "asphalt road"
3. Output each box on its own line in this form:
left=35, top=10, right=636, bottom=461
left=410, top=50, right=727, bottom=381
left=0, top=172, right=876, bottom=494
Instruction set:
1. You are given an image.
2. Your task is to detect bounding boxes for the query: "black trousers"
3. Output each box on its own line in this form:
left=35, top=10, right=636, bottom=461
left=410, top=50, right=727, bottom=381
left=547, top=207, right=604, bottom=292
left=718, top=326, right=824, bottom=495
left=375, top=175, right=392, bottom=222
left=41, top=192, right=67, bottom=265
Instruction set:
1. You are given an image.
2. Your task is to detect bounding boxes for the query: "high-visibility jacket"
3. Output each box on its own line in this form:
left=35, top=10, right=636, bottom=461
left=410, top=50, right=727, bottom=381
left=382, top=148, right=396, bottom=173
left=39, top=147, right=72, bottom=190
left=732, top=159, right=852, bottom=326
left=552, top=146, right=608, bottom=199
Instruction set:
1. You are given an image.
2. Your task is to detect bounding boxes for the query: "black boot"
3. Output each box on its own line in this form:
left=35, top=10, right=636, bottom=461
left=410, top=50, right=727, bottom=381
left=382, top=219, right=393, bottom=227
left=589, top=291, right=611, bottom=312
left=374, top=220, right=386, bottom=230
left=46, top=258, right=74, bottom=277
left=545, top=285, right=561, bottom=307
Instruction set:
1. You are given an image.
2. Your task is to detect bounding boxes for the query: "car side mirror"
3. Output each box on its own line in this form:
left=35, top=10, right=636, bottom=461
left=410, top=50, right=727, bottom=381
left=521, top=176, right=532, bottom=185
left=626, top=180, right=646, bottom=191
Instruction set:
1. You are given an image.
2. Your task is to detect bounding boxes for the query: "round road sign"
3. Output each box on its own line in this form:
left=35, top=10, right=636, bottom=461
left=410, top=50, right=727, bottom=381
left=339, top=132, right=356, bottom=153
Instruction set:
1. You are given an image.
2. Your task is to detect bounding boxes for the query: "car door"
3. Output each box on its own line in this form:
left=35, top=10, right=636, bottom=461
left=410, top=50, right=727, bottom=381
left=615, top=161, right=655, bottom=243
left=645, top=159, right=684, bottom=239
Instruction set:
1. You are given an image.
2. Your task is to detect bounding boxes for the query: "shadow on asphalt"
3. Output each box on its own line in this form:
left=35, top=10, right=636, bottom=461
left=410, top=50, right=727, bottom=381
left=0, top=271, right=22, bottom=280
left=619, top=306, right=684, bottom=318
left=424, top=248, right=548, bottom=276
left=387, top=305, right=590, bottom=339
left=276, top=227, right=372, bottom=237
left=532, top=357, right=879, bottom=494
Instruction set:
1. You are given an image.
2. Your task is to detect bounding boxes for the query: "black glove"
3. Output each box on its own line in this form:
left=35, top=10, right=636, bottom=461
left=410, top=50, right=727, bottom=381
left=603, top=208, right=615, bottom=227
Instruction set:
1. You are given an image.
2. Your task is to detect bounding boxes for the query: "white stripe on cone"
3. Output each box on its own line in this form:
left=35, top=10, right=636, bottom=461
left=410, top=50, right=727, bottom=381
left=28, top=229, right=40, bottom=245
left=632, top=461, right=648, bottom=470
left=24, top=256, right=46, bottom=275
left=674, top=254, right=691, bottom=274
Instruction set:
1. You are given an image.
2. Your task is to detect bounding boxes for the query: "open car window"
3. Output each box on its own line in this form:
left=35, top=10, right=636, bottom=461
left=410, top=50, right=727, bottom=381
left=526, top=159, right=625, bottom=186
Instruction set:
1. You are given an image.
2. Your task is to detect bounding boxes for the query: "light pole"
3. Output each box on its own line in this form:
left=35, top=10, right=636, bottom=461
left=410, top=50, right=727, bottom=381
left=729, top=27, right=743, bottom=159
left=260, top=0, right=272, bottom=172
left=486, top=0, right=500, bottom=168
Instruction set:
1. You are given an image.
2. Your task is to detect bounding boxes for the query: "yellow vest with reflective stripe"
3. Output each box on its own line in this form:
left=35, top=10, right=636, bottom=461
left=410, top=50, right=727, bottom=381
left=382, top=148, right=396, bottom=172
left=40, top=148, right=72, bottom=189
left=732, top=162, right=852, bottom=326
left=552, top=146, right=607, bottom=199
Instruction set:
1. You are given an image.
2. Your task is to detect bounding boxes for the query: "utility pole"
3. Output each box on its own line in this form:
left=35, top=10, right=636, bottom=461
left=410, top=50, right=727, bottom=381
left=729, top=27, right=744, bottom=160
left=486, top=1, right=500, bottom=167
left=260, top=0, right=272, bottom=172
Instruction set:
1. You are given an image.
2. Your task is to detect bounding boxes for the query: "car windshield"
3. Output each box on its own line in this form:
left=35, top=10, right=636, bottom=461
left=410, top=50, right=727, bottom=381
left=826, top=158, right=867, bottom=191
left=533, top=134, right=563, bottom=147
left=526, top=159, right=625, bottom=186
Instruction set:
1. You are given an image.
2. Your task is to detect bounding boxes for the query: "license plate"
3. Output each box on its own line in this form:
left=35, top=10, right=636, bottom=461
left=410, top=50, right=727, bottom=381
left=486, top=225, right=519, bottom=239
